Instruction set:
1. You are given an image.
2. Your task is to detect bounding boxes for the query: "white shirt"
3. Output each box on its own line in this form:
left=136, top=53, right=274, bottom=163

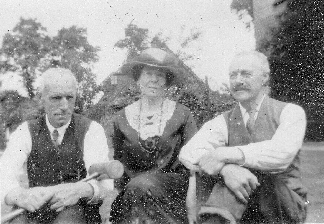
left=0, top=117, right=114, bottom=204
left=179, top=102, right=306, bottom=172
left=46, top=115, right=70, bottom=144
left=239, top=94, right=265, bottom=126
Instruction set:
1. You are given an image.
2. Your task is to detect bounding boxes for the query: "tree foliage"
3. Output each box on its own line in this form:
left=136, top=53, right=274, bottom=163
left=0, top=90, right=24, bottom=149
left=0, top=90, right=40, bottom=150
left=114, top=24, right=150, bottom=60
left=1, top=18, right=50, bottom=98
left=258, top=0, right=324, bottom=140
left=49, top=26, right=100, bottom=111
left=0, top=90, right=24, bottom=129
left=0, top=18, right=100, bottom=111
left=231, top=0, right=253, bottom=18
left=230, top=0, right=254, bottom=30
left=231, top=0, right=324, bottom=140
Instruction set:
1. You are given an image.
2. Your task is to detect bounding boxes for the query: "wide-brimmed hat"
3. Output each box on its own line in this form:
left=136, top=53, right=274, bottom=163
left=120, top=48, right=181, bottom=86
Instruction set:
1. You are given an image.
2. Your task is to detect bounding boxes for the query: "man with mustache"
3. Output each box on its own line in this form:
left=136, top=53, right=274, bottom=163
left=180, top=51, right=308, bottom=223
left=0, top=68, right=112, bottom=223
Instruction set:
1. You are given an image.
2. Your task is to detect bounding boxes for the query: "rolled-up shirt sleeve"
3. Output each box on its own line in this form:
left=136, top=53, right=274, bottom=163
left=83, top=121, right=114, bottom=203
left=240, top=103, right=306, bottom=172
left=179, top=115, right=227, bottom=166
left=0, top=122, right=32, bottom=204
left=180, top=103, right=306, bottom=173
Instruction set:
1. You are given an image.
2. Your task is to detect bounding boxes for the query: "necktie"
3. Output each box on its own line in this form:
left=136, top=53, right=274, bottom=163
left=52, top=129, right=59, bottom=147
left=246, top=109, right=257, bottom=134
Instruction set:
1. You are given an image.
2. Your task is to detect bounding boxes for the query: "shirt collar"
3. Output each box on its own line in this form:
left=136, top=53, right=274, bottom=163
left=46, top=114, right=71, bottom=136
left=239, top=94, right=266, bottom=118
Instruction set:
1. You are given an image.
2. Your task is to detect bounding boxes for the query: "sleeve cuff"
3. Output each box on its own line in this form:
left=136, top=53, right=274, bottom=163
left=237, top=146, right=255, bottom=168
left=236, top=147, right=246, bottom=167
left=86, top=180, right=100, bottom=204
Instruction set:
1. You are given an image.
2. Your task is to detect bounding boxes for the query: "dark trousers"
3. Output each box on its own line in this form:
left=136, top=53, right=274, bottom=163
left=9, top=205, right=86, bottom=224
left=110, top=172, right=189, bottom=224
left=197, top=173, right=307, bottom=224
left=9, top=201, right=101, bottom=224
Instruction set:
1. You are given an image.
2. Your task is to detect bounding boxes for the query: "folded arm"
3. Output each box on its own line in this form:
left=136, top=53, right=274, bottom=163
left=180, top=104, right=306, bottom=173
left=235, top=104, right=306, bottom=172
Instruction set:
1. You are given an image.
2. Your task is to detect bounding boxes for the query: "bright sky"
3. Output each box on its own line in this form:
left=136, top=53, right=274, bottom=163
left=0, top=0, right=255, bottom=96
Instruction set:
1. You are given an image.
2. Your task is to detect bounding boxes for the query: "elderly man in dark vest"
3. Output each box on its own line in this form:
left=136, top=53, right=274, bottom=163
left=0, top=68, right=113, bottom=223
left=180, top=51, right=308, bottom=224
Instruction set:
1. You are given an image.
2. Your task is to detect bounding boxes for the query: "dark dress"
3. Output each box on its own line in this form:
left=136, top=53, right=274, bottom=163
left=109, top=100, right=197, bottom=224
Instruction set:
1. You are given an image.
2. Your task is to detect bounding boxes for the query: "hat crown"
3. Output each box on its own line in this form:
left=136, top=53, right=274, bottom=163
left=133, top=48, right=179, bottom=68
left=120, top=48, right=182, bottom=86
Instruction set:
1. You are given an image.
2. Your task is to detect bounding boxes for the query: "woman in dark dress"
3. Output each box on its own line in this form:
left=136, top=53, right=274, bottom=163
left=109, top=48, right=198, bottom=224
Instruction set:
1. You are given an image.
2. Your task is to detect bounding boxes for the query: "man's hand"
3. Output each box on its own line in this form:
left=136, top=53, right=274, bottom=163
left=5, top=187, right=54, bottom=212
left=198, top=150, right=226, bottom=176
left=220, top=164, right=260, bottom=204
left=49, top=182, right=93, bottom=212
left=180, top=159, right=201, bottom=172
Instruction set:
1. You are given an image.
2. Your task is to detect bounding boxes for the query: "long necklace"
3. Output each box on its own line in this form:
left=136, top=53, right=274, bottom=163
left=137, top=98, right=164, bottom=154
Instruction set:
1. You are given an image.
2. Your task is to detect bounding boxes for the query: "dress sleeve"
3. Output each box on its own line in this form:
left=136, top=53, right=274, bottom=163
left=181, top=107, right=198, bottom=146
left=111, top=114, right=129, bottom=190
left=112, top=115, right=125, bottom=161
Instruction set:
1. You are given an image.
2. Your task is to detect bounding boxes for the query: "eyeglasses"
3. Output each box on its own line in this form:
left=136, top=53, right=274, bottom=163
left=229, top=70, right=253, bottom=80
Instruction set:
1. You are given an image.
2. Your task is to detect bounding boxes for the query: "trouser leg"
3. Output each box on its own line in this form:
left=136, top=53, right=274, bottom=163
left=52, top=205, right=86, bottom=224
left=9, top=213, right=37, bottom=224
left=196, top=175, right=246, bottom=224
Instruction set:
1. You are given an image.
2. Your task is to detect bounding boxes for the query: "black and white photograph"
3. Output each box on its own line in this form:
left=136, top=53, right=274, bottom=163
left=0, top=0, right=323, bottom=223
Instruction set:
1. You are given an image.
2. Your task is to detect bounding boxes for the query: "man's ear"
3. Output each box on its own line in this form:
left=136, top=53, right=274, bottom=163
left=262, top=72, right=270, bottom=86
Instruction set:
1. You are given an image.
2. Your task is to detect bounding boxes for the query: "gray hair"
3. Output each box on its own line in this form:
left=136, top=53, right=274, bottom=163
left=39, top=68, right=77, bottom=94
left=234, top=51, right=270, bottom=74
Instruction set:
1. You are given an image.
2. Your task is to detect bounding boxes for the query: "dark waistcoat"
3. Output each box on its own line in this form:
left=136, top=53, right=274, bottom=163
left=223, top=96, right=302, bottom=176
left=27, top=114, right=91, bottom=187
left=224, top=96, right=307, bottom=222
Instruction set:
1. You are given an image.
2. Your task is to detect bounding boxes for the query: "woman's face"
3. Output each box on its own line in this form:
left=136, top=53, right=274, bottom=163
left=138, top=66, right=167, bottom=98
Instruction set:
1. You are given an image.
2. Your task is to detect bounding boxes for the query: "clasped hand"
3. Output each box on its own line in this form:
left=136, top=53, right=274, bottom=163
left=195, top=149, right=260, bottom=204
left=8, top=182, right=92, bottom=212
left=220, top=164, right=260, bottom=204
left=49, top=182, right=91, bottom=212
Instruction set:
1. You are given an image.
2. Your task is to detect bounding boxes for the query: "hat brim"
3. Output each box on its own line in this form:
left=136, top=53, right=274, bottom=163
left=120, top=60, right=181, bottom=85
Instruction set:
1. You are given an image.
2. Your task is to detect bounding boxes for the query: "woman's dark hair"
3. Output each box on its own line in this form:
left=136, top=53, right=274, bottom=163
left=131, top=64, right=175, bottom=87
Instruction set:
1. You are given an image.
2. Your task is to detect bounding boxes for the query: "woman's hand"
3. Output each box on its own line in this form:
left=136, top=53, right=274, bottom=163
left=220, top=164, right=260, bottom=204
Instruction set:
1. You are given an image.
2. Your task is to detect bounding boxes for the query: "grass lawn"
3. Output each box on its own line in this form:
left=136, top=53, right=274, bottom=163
left=1, top=141, right=324, bottom=223
left=300, top=142, right=324, bottom=223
